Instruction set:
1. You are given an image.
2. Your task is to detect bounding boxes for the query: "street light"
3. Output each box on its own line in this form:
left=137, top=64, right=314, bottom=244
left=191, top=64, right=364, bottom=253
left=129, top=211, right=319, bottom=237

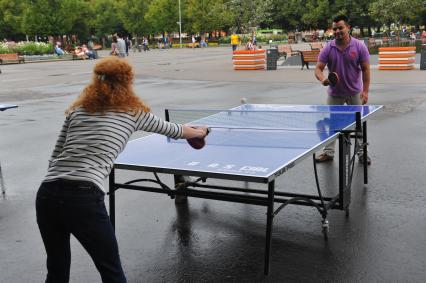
left=178, top=0, right=182, bottom=48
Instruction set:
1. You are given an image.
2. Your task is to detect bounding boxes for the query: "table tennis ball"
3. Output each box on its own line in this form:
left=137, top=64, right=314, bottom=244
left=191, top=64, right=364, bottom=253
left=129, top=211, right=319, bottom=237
left=241, top=98, right=247, bottom=104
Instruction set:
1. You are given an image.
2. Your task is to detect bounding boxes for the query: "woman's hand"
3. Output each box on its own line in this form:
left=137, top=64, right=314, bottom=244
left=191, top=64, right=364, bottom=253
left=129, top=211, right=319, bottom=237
left=182, top=125, right=209, bottom=139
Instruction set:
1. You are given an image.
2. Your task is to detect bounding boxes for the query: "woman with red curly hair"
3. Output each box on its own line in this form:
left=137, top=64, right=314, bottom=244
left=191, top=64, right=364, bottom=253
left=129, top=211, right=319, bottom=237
left=36, top=57, right=208, bottom=283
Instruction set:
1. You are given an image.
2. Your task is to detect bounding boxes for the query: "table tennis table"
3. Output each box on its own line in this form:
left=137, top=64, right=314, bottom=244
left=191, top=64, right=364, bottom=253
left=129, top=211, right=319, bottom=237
left=1, top=104, right=18, bottom=196
left=109, top=104, right=382, bottom=275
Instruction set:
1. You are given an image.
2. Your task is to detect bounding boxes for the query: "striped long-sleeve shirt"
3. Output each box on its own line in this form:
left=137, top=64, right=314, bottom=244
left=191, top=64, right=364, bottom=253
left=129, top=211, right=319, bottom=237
left=43, top=108, right=183, bottom=191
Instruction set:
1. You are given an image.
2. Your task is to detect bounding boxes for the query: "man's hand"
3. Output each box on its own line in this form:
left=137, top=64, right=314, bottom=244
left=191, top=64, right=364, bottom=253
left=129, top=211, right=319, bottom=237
left=360, top=91, right=368, bottom=105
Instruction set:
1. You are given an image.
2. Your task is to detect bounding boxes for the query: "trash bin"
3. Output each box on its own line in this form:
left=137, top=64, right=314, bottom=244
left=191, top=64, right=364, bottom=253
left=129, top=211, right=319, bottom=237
left=266, top=48, right=278, bottom=70
left=421, top=44, right=426, bottom=70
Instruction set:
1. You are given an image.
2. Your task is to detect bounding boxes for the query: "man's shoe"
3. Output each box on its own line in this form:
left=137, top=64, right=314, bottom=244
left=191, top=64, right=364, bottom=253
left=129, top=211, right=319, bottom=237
left=315, top=153, right=334, bottom=163
left=358, top=154, right=371, bottom=166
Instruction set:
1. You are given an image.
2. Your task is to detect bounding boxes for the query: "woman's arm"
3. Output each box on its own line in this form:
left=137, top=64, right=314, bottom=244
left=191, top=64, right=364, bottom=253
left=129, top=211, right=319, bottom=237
left=135, top=112, right=208, bottom=139
left=48, top=116, right=70, bottom=167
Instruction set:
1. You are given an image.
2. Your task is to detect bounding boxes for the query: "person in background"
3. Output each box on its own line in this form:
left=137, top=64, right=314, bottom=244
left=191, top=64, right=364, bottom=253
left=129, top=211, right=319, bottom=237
left=73, top=46, right=87, bottom=59
left=125, top=36, right=131, bottom=56
left=245, top=38, right=254, bottom=50
left=36, top=57, right=209, bottom=283
left=168, top=35, right=173, bottom=48
left=54, top=42, right=65, bottom=56
left=314, top=14, right=371, bottom=164
left=143, top=37, right=150, bottom=51
left=110, top=36, right=118, bottom=56
left=231, top=32, right=240, bottom=51
left=200, top=36, right=208, bottom=48
left=191, top=35, right=196, bottom=49
left=82, top=44, right=95, bottom=59
left=116, top=33, right=126, bottom=58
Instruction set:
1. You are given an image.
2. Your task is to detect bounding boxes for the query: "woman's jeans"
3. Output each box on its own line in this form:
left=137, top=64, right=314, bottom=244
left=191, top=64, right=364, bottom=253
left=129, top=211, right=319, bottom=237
left=36, top=180, right=126, bottom=283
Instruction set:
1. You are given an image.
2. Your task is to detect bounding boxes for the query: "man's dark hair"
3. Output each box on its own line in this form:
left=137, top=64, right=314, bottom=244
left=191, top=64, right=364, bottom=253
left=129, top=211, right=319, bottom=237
left=333, top=15, right=349, bottom=25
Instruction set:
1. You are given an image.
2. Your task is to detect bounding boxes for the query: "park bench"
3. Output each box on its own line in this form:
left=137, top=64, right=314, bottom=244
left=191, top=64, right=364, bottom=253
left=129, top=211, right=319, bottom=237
left=300, top=50, right=320, bottom=70
left=277, top=45, right=299, bottom=59
left=309, top=42, right=324, bottom=50
left=0, top=53, right=25, bottom=65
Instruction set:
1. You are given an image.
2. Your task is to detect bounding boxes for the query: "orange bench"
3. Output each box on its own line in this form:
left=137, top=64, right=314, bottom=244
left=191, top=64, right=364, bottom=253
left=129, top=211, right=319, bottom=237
left=232, top=49, right=266, bottom=70
left=378, top=46, right=416, bottom=70
left=300, top=50, right=320, bottom=70
left=0, top=53, right=25, bottom=65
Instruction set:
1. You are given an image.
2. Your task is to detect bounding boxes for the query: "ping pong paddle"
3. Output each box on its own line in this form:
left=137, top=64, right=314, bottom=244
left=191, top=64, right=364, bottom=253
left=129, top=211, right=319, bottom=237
left=186, top=127, right=210, bottom=150
left=328, top=72, right=339, bottom=86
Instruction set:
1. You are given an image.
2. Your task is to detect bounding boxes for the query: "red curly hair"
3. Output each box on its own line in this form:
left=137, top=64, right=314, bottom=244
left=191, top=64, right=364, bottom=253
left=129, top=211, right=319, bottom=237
left=66, top=57, right=150, bottom=114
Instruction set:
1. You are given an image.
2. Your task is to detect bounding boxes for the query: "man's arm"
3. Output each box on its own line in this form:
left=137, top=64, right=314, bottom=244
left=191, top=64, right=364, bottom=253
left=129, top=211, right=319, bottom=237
left=315, top=61, right=329, bottom=85
left=360, top=61, right=370, bottom=104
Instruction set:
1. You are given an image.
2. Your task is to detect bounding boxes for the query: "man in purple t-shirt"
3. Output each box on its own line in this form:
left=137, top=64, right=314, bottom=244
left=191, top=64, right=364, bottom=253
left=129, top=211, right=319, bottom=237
left=314, top=14, right=371, bottom=164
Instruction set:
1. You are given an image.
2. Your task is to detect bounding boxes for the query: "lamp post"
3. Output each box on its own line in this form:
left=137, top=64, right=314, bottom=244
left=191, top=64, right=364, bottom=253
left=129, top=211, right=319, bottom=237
left=178, top=0, right=182, bottom=48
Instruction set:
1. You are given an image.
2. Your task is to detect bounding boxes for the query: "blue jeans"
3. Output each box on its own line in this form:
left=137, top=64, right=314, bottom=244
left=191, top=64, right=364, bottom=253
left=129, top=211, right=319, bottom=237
left=36, top=180, right=126, bottom=283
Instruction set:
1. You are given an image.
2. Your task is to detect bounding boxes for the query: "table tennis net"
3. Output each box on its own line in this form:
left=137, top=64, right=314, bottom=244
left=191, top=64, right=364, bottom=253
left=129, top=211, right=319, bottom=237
left=166, top=109, right=358, bottom=132
left=168, top=127, right=333, bottom=149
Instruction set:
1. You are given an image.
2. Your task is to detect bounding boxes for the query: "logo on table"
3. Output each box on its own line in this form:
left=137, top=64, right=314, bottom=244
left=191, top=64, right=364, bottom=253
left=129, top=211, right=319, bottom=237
left=186, top=162, right=268, bottom=173
left=239, top=166, right=269, bottom=173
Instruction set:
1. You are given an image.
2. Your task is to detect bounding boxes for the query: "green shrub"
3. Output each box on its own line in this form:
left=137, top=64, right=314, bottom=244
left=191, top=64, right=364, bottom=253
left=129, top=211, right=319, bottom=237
left=216, top=34, right=289, bottom=45
left=0, top=42, right=53, bottom=55
left=218, top=36, right=231, bottom=44
left=16, top=42, right=54, bottom=55
left=270, top=34, right=288, bottom=42
left=0, top=43, right=12, bottom=54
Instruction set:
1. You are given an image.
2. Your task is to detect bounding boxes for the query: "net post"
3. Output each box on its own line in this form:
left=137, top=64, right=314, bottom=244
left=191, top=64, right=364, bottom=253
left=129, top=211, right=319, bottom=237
left=165, top=109, right=170, bottom=122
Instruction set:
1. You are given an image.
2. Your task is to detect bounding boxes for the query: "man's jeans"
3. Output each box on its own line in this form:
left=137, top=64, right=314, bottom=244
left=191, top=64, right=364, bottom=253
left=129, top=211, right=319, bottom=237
left=323, top=94, right=364, bottom=157
left=36, top=180, right=126, bottom=283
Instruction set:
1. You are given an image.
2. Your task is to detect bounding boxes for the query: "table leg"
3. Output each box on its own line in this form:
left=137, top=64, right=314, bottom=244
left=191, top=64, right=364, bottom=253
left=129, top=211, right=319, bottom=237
left=339, top=133, right=352, bottom=215
left=264, top=180, right=275, bottom=275
left=0, top=162, right=5, bottom=197
left=363, top=121, right=368, bottom=184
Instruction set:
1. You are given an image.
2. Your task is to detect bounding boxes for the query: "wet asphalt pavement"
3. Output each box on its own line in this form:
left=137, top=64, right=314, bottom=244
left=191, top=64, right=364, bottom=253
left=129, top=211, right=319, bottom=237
left=0, top=47, right=426, bottom=282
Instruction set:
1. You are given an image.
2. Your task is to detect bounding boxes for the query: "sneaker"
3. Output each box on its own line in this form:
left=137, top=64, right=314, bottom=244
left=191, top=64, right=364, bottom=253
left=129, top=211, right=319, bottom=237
left=358, top=154, right=372, bottom=165
left=315, top=153, right=334, bottom=162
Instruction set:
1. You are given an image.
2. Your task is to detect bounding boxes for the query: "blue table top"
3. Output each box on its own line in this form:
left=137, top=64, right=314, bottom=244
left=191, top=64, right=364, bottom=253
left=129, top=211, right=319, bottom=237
left=115, top=104, right=382, bottom=182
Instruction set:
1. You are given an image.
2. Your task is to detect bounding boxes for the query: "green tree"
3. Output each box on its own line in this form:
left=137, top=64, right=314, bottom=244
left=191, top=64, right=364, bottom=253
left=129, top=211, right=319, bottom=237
left=301, top=0, right=330, bottom=29
left=115, top=0, right=150, bottom=36
left=90, top=0, right=119, bottom=37
left=61, top=0, right=91, bottom=41
left=227, top=0, right=274, bottom=33
left=369, top=0, right=421, bottom=31
left=272, top=0, right=307, bottom=30
left=0, top=0, right=26, bottom=40
left=22, top=0, right=90, bottom=41
left=145, top=0, right=179, bottom=35
left=185, top=0, right=214, bottom=33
